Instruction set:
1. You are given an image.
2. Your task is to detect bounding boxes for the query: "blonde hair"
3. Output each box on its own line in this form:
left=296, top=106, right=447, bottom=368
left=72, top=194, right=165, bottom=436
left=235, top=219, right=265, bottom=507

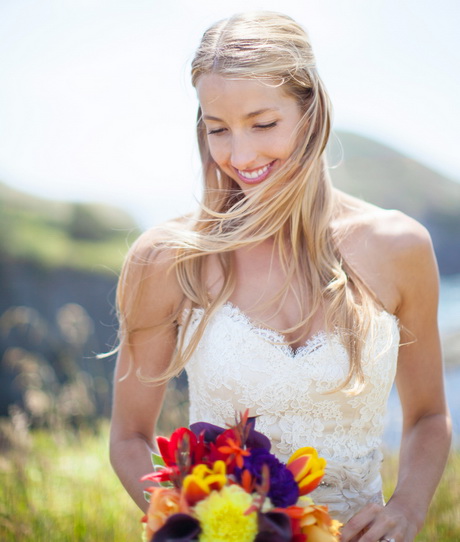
left=118, top=11, right=377, bottom=392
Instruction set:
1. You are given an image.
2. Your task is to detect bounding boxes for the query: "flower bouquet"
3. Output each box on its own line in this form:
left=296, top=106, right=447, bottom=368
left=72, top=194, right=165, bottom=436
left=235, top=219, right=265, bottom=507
left=141, top=411, right=341, bottom=542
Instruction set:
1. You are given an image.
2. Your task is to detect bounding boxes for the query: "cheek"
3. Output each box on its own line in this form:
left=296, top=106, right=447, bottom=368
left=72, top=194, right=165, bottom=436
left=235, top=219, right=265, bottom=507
left=207, top=139, right=227, bottom=167
left=259, top=132, right=290, bottom=161
left=276, top=134, right=297, bottom=161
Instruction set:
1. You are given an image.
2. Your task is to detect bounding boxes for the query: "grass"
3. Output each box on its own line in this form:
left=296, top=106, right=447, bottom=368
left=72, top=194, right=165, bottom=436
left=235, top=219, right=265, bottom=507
left=0, top=418, right=458, bottom=541
left=0, top=424, right=140, bottom=541
left=382, top=451, right=460, bottom=541
left=0, top=385, right=189, bottom=542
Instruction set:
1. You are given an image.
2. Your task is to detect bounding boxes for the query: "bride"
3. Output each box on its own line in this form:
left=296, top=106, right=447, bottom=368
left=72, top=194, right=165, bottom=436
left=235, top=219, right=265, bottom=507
left=109, top=11, right=451, bottom=542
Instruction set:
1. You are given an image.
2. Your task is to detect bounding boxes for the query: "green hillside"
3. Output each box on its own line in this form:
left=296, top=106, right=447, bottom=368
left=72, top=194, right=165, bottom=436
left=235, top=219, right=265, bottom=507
left=0, top=182, right=140, bottom=274
left=330, top=131, right=460, bottom=220
left=329, top=131, right=460, bottom=274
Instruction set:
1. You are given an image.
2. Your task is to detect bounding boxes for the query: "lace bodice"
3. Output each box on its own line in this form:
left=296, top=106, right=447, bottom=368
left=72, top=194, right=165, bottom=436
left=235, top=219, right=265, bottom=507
left=182, top=303, right=400, bottom=522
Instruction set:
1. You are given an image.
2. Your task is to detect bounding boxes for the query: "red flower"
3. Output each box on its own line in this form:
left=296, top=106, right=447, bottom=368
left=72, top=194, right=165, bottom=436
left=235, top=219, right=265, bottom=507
left=218, top=436, right=250, bottom=469
left=141, top=466, right=180, bottom=484
left=150, top=427, right=209, bottom=487
left=157, top=427, right=206, bottom=467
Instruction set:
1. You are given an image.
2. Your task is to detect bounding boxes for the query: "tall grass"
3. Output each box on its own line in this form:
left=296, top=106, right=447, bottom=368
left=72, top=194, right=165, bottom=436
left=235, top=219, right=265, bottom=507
left=0, top=403, right=458, bottom=541
left=382, top=451, right=460, bottom=541
left=0, top=384, right=189, bottom=541
left=0, top=424, right=139, bottom=540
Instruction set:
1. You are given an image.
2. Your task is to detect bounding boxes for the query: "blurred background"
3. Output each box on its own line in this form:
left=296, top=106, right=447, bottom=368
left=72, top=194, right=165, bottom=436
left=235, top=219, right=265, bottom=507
left=2, top=0, right=459, bottom=439
left=0, top=1, right=459, bottom=539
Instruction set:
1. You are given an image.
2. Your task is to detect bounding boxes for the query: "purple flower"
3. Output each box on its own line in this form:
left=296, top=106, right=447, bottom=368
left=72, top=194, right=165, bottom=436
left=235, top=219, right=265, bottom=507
left=190, top=417, right=271, bottom=451
left=256, top=511, right=293, bottom=542
left=238, top=448, right=299, bottom=508
left=151, top=513, right=201, bottom=542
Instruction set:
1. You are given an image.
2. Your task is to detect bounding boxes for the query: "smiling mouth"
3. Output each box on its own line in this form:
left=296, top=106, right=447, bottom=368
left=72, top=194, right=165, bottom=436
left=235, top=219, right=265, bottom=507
left=235, top=161, right=276, bottom=184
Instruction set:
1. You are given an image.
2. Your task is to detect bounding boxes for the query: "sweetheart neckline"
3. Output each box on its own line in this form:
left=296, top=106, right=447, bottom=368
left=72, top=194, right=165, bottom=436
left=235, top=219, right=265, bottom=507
left=221, top=302, right=331, bottom=357
left=189, top=301, right=399, bottom=359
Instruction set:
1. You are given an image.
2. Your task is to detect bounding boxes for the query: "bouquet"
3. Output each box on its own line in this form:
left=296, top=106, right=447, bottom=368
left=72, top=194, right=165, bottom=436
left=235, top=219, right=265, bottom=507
left=141, top=411, right=341, bottom=542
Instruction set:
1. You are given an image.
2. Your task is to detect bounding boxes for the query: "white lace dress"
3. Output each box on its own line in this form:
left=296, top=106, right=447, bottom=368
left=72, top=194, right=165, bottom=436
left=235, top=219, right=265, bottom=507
left=181, top=303, right=400, bottom=523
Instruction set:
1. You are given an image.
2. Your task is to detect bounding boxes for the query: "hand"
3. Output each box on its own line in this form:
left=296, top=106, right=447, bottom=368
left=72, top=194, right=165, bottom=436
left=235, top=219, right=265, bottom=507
left=339, top=501, right=418, bottom=542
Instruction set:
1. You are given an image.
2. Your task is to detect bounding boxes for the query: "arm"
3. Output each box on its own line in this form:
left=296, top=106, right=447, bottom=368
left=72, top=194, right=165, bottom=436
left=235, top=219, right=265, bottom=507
left=386, top=224, right=451, bottom=535
left=341, top=216, right=452, bottom=542
left=109, top=232, right=184, bottom=511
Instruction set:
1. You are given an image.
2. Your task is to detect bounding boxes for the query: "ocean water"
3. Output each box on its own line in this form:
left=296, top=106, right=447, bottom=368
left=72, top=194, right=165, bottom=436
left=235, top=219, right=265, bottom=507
left=384, top=367, right=460, bottom=450
left=439, top=274, right=460, bottom=336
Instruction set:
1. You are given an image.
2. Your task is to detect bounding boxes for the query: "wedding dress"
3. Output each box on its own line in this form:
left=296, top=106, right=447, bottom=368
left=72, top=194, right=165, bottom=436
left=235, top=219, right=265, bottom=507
left=181, top=302, right=400, bottom=523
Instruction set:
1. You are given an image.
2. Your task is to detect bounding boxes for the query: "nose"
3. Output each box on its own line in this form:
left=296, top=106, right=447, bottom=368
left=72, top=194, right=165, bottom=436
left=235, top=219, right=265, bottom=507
left=230, top=133, right=257, bottom=171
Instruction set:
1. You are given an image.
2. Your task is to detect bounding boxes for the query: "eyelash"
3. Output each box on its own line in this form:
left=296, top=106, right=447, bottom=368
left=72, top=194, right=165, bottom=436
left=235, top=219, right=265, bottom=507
left=207, top=128, right=225, bottom=135
left=256, top=121, right=277, bottom=130
left=207, top=121, right=278, bottom=135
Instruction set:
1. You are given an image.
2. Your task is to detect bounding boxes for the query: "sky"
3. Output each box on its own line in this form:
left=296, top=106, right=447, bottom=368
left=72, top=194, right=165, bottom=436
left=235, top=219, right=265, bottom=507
left=0, top=0, right=459, bottom=228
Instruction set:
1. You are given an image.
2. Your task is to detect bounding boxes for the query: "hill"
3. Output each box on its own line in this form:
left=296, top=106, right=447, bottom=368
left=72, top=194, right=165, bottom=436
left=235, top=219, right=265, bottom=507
left=0, top=182, right=139, bottom=274
left=330, top=131, right=460, bottom=275
left=0, top=183, right=141, bottom=421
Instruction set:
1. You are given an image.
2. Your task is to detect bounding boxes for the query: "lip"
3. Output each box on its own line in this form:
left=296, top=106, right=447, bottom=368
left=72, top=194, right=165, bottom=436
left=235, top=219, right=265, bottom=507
left=234, top=160, right=277, bottom=185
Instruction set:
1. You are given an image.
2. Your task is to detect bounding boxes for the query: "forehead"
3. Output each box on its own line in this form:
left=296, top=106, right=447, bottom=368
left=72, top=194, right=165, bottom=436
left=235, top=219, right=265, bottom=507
left=196, top=74, right=296, bottom=118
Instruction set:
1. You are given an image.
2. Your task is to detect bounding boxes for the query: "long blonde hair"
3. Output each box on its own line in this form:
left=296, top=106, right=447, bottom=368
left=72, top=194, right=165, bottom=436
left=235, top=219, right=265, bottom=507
left=118, top=11, right=377, bottom=391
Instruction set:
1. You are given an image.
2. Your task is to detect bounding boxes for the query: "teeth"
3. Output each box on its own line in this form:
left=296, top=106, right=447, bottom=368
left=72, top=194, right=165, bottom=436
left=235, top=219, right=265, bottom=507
left=238, top=163, right=270, bottom=179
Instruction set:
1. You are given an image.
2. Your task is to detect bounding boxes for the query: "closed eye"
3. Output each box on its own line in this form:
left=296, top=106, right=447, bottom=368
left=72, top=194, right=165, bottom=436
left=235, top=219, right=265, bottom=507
left=255, top=121, right=277, bottom=130
left=207, top=127, right=226, bottom=135
left=207, top=121, right=277, bottom=135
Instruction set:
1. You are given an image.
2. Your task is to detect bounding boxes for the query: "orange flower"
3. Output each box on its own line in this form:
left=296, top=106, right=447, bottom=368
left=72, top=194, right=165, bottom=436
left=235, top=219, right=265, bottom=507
left=297, top=498, right=342, bottom=542
left=286, top=447, right=327, bottom=495
left=218, top=437, right=250, bottom=468
left=143, top=487, right=181, bottom=539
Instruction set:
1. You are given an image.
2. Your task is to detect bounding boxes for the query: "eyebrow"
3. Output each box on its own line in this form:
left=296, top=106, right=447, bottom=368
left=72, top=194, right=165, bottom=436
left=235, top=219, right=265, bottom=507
left=202, top=107, right=280, bottom=122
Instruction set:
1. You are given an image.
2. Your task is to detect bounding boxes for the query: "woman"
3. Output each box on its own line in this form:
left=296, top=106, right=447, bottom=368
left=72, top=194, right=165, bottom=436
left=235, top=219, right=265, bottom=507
left=110, top=11, right=451, bottom=542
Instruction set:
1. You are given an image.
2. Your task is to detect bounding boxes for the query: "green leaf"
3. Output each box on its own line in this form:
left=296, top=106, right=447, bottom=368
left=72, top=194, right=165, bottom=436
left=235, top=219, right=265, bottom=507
left=143, top=490, right=151, bottom=503
left=149, top=453, right=173, bottom=488
left=151, top=452, right=166, bottom=468
left=160, top=481, right=174, bottom=488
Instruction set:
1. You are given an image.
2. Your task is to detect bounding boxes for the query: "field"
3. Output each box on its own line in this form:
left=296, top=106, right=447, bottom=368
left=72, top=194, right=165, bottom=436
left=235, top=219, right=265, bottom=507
left=0, top=413, right=459, bottom=541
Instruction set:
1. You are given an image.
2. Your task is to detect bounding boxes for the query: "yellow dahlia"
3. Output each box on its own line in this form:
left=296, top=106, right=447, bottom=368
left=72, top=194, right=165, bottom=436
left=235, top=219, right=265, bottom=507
left=194, top=485, right=258, bottom=542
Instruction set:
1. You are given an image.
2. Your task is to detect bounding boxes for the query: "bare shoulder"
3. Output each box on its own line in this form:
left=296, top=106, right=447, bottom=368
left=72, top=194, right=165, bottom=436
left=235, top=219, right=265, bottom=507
left=127, top=215, right=192, bottom=260
left=335, top=191, right=431, bottom=246
left=119, top=217, right=191, bottom=323
left=333, top=191, right=438, bottom=313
